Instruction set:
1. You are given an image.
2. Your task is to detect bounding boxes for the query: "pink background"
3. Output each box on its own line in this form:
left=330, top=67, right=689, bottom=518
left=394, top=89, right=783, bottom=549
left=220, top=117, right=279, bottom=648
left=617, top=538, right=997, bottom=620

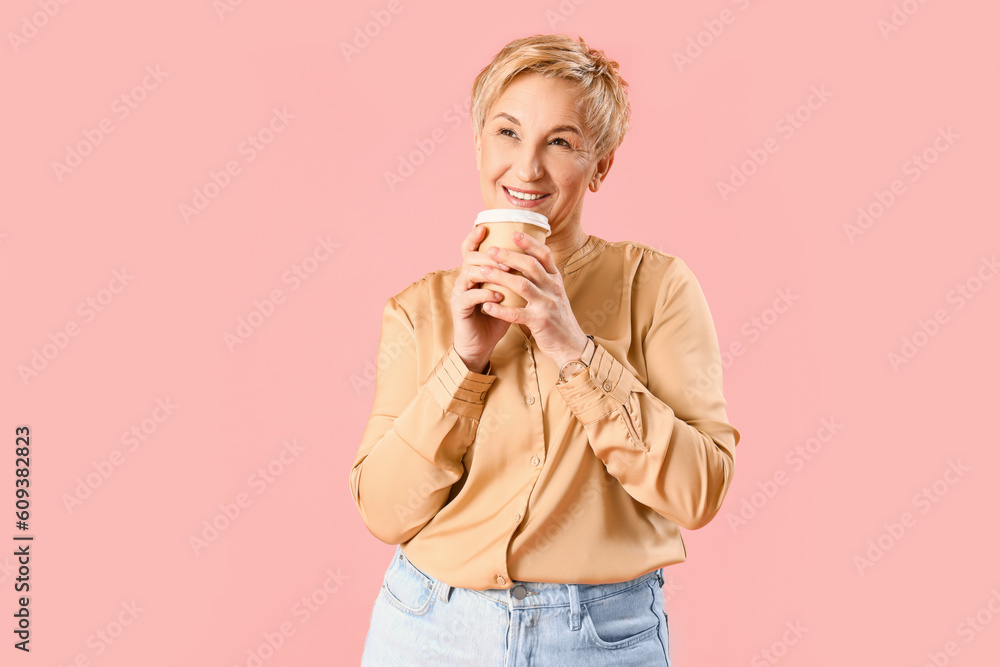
left=3, top=1, right=999, bottom=665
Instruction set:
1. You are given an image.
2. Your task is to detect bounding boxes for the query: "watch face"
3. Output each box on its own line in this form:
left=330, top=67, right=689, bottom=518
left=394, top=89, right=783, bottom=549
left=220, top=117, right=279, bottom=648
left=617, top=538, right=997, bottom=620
left=560, top=362, right=587, bottom=382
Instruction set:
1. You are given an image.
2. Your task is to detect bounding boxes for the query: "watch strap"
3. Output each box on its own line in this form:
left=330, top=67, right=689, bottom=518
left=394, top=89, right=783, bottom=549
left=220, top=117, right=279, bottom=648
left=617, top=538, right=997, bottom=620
left=558, top=335, right=595, bottom=383
left=581, top=334, right=596, bottom=366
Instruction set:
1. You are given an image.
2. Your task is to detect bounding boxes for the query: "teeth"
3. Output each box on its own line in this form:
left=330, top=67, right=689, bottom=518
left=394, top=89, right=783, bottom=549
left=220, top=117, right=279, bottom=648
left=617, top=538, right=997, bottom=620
left=506, top=187, right=546, bottom=201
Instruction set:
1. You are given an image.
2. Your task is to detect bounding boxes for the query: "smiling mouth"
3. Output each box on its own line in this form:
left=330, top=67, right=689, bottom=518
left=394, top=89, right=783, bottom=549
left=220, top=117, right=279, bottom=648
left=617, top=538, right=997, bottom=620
left=504, top=186, right=549, bottom=201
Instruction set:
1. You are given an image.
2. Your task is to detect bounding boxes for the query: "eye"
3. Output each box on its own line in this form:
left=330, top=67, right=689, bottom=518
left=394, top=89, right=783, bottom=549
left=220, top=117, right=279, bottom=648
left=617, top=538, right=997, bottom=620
left=498, top=128, right=517, bottom=138
left=551, top=137, right=571, bottom=147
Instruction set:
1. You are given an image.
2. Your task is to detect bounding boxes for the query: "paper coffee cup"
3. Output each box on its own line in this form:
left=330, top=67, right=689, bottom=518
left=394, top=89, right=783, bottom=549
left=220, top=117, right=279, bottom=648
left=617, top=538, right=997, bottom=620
left=474, top=209, right=550, bottom=309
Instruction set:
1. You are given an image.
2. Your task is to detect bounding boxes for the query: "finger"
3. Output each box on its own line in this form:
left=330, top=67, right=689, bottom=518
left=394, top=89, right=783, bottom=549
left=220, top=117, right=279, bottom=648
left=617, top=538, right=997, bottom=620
left=485, top=245, right=538, bottom=279
left=481, top=299, right=522, bottom=322
left=471, top=225, right=488, bottom=251
left=461, top=225, right=487, bottom=254
left=459, top=287, right=503, bottom=313
left=514, top=231, right=557, bottom=274
left=465, top=262, right=504, bottom=286
left=455, top=263, right=499, bottom=296
left=466, top=249, right=506, bottom=268
left=455, top=265, right=477, bottom=293
left=481, top=264, right=535, bottom=301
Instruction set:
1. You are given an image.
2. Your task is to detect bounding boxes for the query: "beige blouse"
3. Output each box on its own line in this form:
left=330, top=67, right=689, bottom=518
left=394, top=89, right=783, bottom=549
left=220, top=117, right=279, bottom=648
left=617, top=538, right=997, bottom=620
left=349, top=234, right=740, bottom=591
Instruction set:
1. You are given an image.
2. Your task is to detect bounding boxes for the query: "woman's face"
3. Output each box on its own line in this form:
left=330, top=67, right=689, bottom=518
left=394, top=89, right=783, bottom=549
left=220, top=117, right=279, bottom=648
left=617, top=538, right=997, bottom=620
left=475, top=71, right=612, bottom=234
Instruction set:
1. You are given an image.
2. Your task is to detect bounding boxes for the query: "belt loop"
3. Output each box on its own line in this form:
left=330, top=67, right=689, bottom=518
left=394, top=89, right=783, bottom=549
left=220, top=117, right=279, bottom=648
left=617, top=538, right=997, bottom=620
left=567, top=584, right=581, bottom=631
left=438, top=580, right=453, bottom=603
left=656, top=569, right=664, bottom=588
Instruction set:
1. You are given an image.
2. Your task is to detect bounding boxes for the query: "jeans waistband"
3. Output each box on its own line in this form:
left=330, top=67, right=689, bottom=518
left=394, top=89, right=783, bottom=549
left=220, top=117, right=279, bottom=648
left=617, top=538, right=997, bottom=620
left=397, top=546, right=664, bottom=610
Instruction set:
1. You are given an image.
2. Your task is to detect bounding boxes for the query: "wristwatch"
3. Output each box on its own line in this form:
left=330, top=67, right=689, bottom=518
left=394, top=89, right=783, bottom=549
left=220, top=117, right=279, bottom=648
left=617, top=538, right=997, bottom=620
left=558, top=334, right=596, bottom=383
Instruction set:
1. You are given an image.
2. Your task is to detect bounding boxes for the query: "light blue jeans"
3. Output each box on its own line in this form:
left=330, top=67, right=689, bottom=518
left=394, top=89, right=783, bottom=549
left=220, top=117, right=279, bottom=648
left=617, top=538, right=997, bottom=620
left=361, top=544, right=671, bottom=666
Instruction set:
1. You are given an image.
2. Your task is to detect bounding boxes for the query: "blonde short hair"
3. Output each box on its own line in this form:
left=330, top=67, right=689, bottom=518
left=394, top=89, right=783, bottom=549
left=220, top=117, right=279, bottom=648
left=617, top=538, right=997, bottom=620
left=471, top=34, right=631, bottom=161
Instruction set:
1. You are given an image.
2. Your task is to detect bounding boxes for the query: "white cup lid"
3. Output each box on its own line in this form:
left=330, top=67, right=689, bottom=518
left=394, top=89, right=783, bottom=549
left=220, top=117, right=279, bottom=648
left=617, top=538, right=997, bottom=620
left=474, top=209, right=550, bottom=231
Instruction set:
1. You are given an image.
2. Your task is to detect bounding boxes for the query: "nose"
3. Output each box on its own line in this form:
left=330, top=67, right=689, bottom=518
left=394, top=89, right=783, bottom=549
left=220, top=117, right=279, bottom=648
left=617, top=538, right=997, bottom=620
left=514, top=145, right=543, bottom=183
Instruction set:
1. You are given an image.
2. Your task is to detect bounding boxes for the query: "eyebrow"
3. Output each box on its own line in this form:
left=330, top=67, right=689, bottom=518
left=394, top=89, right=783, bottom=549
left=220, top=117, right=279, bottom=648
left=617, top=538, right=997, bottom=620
left=490, top=112, right=582, bottom=137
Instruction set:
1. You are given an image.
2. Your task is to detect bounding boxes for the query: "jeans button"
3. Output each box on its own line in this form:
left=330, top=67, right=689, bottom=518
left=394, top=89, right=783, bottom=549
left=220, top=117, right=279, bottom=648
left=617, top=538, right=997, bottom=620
left=512, top=584, right=527, bottom=600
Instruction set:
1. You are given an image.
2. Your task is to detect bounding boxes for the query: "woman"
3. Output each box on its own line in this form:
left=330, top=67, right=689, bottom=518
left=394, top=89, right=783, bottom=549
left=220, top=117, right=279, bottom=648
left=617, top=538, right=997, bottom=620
left=349, top=33, right=740, bottom=665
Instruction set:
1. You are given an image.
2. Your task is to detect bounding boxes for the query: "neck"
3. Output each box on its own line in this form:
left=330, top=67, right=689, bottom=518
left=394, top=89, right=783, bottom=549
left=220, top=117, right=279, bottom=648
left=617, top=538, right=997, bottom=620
left=547, top=223, right=590, bottom=273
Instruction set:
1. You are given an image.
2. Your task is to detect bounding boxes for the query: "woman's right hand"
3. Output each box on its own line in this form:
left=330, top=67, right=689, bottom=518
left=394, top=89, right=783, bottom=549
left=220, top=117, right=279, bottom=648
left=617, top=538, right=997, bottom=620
left=452, top=225, right=511, bottom=373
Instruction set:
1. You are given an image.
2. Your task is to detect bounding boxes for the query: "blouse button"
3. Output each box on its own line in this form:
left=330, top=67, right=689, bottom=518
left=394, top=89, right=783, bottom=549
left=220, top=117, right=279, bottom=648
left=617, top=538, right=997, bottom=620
left=522, top=342, right=529, bottom=350
left=525, top=394, right=535, bottom=405
left=496, top=574, right=506, bottom=585
left=602, top=380, right=613, bottom=392
left=514, top=513, right=521, bottom=523
left=531, top=456, right=540, bottom=467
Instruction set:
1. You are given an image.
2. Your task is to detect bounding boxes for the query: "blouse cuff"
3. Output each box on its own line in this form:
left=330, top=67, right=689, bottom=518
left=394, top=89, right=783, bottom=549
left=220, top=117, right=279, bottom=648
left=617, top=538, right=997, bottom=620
left=427, top=345, right=498, bottom=420
left=556, top=342, right=635, bottom=424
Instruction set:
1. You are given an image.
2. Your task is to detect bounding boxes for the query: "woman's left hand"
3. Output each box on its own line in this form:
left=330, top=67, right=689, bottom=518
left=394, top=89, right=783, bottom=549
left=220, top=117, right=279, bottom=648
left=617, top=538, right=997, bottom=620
left=479, top=231, right=590, bottom=368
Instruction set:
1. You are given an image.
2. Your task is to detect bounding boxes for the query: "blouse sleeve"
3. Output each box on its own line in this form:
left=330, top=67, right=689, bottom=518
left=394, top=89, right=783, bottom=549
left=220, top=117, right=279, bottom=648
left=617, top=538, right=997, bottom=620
left=349, top=296, right=498, bottom=544
left=554, top=257, right=740, bottom=529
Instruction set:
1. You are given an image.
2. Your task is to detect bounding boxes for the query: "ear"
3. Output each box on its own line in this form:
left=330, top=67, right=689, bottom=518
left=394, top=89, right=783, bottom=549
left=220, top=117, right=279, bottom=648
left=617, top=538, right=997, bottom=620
left=474, top=132, right=482, bottom=171
left=588, top=149, right=616, bottom=192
